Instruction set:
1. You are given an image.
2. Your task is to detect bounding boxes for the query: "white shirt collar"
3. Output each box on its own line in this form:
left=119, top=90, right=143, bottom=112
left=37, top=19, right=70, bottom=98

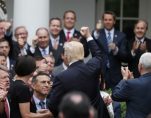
left=39, top=46, right=49, bottom=57
left=33, top=95, right=46, bottom=110
left=135, top=37, right=145, bottom=43
left=105, top=28, right=114, bottom=36
left=62, top=62, right=68, bottom=70
left=64, top=28, right=75, bottom=37
left=50, top=35, right=60, bottom=47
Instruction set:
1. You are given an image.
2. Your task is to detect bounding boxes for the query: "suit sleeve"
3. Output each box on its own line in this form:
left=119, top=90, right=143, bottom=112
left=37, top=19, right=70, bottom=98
left=86, top=40, right=102, bottom=73
left=112, top=80, right=131, bottom=102
left=48, top=76, right=65, bottom=117
left=115, top=34, right=129, bottom=62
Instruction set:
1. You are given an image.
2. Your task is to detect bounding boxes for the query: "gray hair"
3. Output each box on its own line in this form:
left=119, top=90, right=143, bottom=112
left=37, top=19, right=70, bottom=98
left=139, top=52, right=151, bottom=70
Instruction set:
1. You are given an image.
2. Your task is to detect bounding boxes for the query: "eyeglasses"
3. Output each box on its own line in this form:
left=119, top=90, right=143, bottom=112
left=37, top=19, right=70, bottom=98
left=15, top=32, right=27, bottom=36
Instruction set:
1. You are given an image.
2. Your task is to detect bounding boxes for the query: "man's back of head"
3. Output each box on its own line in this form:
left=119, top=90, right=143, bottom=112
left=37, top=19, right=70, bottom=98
left=59, top=91, right=93, bottom=118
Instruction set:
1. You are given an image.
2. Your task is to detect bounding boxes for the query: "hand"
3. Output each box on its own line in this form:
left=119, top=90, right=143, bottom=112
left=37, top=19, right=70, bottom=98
left=18, top=35, right=25, bottom=48
left=132, top=40, right=140, bottom=52
left=108, top=42, right=117, bottom=51
left=96, top=20, right=103, bottom=31
left=37, top=109, right=53, bottom=118
left=121, top=66, right=132, bottom=80
left=32, top=36, right=38, bottom=48
left=103, top=96, right=112, bottom=106
left=3, top=21, right=12, bottom=32
left=140, top=41, right=147, bottom=52
left=80, top=27, right=91, bottom=38
left=0, top=89, right=7, bottom=102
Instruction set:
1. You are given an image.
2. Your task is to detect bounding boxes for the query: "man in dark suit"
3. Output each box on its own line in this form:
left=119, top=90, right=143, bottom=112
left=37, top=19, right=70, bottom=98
left=127, top=20, right=151, bottom=78
left=0, top=67, right=10, bottom=118
left=112, top=52, right=151, bottom=118
left=49, top=18, right=64, bottom=66
left=48, top=27, right=109, bottom=118
left=0, top=39, right=15, bottom=78
left=13, top=26, right=32, bottom=60
left=92, top=11, right=128, bottom=118
left=60, top=10, right=89, bottom=57
left=93, top=11, right=128, bottom=89
left=32, top=27, right=53, bottom=58
left=30, top=72, right=52, bottom=113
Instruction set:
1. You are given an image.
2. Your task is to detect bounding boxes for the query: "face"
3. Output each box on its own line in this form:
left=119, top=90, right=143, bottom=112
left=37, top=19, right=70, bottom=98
left=0, top=41, right=10, bottom=56
left=134, top=21, right=147, bottom=39
left=49, top=19, right=61, bottom=37
left=33, top=75, right=51, bottom=96
left=37, top=29, right=49, bottom=48
left=103, top=14, right=115, bottom=30
left=15, top=27, right=28, bottom=43
left=0, top=56, right=6, bottom=66
left=44, top=56, right=55, bottom=73
left=0, top=22, right=5, bottom=39
left=63, top=12, right=76, bottom=30
left=0, top=70, right=10, bottom=90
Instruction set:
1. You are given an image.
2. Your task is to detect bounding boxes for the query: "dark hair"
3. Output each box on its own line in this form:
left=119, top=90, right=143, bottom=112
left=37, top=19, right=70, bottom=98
left=59, top=91, right=91, bottom=118
left=15, top=55, right=36, bottom=76
left=49, top=17, right=62, bottom=27
left=63, top=10, right=76, bottom=20
left=32, top=72, right=52, bottom=83
left=102, top=11, right=116, bottom=21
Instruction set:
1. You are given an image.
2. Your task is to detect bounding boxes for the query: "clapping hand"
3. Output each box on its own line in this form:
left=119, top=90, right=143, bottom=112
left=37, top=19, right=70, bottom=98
left=121, top=66, right=133, bottom=80
left=140, top=41, right=147, bottom=52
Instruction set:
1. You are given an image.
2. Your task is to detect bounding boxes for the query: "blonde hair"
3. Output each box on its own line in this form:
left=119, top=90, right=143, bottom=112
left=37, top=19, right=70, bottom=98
left=64, top=41, right=84, bottom=63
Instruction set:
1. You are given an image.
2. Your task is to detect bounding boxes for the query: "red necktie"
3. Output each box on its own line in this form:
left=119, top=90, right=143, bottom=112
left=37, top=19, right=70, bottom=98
left=4, top=98, right=10, bottom=118
left=66, top=31, right=70, bottom=41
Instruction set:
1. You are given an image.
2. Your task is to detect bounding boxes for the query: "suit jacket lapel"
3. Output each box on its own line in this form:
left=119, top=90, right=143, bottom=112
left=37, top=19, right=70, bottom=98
left=113, top=30, right=119, bottom=45
left=98, top=29, right=108, bottom=53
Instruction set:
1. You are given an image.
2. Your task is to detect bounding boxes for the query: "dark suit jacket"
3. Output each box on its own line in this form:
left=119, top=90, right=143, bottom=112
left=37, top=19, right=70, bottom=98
left=127, top=37, right=151, bottom=78
left=12, top=41, right=33, bottom=60
left=93, top=29, right=128, bottom=88
left=60, top=29, right=89, bottom=57
left=48, top=40, right=110, bottom=118
left=8, top=58, right=16, bottom=79
left=112, top=72, right=151, bottom=118
left=33, top=42, right=53, bottom=58
left=50, top=37, right=64, bottom=66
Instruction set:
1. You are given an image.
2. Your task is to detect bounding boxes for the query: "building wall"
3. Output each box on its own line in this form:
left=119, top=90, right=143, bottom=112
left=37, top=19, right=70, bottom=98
left=140, top=0, right=151, bottom=38
left=50, top=0, right=95, bottom=31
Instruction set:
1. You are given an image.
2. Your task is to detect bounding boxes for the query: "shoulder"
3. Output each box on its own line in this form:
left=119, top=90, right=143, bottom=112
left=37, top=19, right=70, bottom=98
left=11, top=80, right=30, bottom=92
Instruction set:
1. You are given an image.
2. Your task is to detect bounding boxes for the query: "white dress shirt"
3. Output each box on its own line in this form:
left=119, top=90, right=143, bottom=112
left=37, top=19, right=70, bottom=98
left=33, top=95, right=47, bottom=111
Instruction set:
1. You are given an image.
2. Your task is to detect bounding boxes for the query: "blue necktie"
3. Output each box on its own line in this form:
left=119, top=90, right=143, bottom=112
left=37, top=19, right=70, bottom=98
left=42, top=49, right=47, bottom=56
left=39, top=101, right=45, bottom=109
left=107, top=31, right=112, bottom=44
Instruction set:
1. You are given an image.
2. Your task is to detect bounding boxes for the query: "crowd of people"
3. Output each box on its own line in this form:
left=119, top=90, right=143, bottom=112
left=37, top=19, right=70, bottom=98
left=0, top=10, right=151, bottom=118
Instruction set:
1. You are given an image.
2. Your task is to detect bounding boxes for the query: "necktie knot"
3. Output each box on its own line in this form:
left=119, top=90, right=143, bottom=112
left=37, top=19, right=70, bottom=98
left=39, top=101, right=45, bottom=109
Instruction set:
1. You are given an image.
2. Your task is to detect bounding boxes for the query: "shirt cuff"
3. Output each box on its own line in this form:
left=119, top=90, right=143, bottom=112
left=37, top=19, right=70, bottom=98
left=87, top=37, right=93, bottom=42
